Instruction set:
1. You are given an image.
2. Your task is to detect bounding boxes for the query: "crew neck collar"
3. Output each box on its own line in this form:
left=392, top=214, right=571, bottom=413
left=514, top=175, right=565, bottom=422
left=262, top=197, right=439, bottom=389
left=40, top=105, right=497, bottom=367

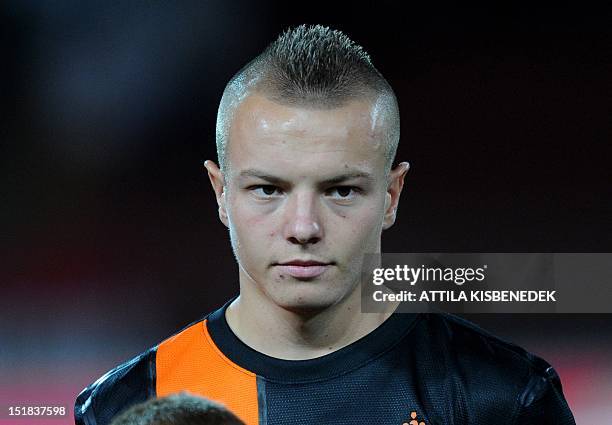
left=205, top=298, right=419, bottom=383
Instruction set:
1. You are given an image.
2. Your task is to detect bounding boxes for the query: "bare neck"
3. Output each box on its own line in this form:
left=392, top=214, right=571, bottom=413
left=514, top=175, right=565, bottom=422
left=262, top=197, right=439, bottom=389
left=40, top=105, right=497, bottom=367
left=225, top=277, right=397, bottom=360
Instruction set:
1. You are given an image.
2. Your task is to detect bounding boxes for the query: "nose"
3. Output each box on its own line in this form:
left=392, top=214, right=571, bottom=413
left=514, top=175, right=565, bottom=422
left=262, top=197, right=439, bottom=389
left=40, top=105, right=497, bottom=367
left=283, top=191, right=323, bottom=246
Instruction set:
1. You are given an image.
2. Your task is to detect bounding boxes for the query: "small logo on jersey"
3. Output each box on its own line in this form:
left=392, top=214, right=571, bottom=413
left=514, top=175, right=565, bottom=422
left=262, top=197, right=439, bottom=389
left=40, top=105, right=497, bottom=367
left=402, top=411, right=426, bottom=425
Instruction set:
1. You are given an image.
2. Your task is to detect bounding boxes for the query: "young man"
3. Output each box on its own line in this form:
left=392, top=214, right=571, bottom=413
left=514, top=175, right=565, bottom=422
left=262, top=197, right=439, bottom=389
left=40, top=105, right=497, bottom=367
left=75, top=25, right=575, bottom=425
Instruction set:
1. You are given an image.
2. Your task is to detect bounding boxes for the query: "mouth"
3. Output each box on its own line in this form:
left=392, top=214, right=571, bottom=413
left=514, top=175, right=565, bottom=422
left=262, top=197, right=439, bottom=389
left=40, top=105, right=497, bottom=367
left=274, top=260, right=333, bottom=279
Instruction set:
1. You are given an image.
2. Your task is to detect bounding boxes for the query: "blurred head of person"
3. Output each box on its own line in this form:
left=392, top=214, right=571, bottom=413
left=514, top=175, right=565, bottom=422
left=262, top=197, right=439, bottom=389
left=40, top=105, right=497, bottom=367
left=109, top=393, right=245, bottom=425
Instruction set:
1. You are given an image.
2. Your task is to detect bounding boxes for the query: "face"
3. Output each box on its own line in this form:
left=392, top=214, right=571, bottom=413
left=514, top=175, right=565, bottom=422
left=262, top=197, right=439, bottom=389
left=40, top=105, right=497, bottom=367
left=206, top=92, right=408, bottom=313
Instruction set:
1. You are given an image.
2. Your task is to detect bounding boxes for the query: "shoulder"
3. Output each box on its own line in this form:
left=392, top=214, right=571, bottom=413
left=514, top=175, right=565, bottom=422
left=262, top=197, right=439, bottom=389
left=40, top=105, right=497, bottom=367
left=409, top=313, right=570, bottom=424
left=74, top=347, right=157, bottom=425
left=419, top=312, right=557, bottom=377
left=74, top=317, right=209, bottom=425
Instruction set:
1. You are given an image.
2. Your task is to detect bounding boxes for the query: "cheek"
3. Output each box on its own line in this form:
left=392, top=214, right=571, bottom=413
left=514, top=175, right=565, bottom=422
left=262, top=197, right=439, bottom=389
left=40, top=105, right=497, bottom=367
left=332, top=199, right=383, bottom=227
left=329, top=205, right=383, bottom=248
left=229, top=200, right=278, bottom=247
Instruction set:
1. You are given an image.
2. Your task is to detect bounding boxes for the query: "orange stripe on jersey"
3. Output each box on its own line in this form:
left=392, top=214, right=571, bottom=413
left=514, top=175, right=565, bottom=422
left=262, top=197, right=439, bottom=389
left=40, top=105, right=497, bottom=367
left=156, top=320, right=259, bottom=425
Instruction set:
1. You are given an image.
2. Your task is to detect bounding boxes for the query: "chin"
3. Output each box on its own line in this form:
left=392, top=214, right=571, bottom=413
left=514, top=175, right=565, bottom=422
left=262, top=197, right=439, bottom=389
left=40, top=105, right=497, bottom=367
left=280, top=301, right=335, bottom=317
left=271, top=287, right=348, bottom=315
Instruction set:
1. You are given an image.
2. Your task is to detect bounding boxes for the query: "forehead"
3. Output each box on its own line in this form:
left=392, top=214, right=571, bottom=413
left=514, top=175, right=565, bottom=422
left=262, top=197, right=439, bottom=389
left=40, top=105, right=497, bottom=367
left=226, top=93, right=388, bottom=180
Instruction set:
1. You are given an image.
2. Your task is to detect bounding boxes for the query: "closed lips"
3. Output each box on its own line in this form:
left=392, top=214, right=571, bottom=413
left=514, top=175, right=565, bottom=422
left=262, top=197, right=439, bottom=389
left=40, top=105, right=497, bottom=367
left=275, top=261, right=333, bottom=278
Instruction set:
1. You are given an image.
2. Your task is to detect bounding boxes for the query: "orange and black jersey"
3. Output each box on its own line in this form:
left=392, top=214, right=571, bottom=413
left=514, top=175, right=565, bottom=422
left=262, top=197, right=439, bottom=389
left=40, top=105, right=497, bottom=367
left=75, top=300, right=575, bottom=425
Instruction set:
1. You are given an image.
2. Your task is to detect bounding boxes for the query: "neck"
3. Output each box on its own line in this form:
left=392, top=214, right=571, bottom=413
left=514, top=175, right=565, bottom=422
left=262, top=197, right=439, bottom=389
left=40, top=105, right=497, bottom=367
left=225, top=273, right=397, bottom=360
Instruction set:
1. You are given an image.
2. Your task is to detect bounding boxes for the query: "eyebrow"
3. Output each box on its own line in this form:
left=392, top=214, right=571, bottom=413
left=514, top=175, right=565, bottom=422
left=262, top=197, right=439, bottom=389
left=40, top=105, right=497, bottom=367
left=237, top=169, right=375, bottom=186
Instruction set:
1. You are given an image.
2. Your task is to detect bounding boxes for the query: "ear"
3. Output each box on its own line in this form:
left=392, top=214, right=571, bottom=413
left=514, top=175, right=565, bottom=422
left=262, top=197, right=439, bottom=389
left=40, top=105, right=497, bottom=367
left=204, top=160, right=229, bottom=228
left=383, top=162, right=410, bottom=230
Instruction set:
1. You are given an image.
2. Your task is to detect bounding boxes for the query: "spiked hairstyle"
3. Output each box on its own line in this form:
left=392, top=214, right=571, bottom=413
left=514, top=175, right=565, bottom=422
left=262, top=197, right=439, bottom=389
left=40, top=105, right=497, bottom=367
left=215, top=25, right=400, bottom=173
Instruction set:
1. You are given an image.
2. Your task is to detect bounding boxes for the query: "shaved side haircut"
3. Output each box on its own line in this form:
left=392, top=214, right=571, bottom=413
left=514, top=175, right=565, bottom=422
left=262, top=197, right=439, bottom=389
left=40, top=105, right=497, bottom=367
left=215, top=24, right=400, bottom=173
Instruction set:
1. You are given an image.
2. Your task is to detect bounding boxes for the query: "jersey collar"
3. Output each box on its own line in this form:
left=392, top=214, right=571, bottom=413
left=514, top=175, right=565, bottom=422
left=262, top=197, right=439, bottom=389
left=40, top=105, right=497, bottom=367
left=206, top=298, right=419, bottom=383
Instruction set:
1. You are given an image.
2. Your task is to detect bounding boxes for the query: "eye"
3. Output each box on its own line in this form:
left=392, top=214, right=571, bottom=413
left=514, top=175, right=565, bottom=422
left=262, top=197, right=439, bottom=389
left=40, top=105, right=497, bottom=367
left=250, top=185, right=283, bottom=198
left=325, top=186, right=359, bottom=199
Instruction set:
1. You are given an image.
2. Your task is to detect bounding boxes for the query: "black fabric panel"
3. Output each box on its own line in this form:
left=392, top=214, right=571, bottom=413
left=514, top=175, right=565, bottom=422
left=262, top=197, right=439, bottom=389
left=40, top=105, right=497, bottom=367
left=262, top=342, right=426, bottom=425
left=74, top=347, right=156, bottom=425
left=513, top=362, right=576, bottom=425
left=259, top=313, right=576, bottom=425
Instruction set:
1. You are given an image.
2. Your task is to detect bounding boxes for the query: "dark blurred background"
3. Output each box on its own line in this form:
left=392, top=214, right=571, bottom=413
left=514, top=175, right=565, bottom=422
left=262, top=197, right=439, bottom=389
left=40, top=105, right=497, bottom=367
left=1, top=1, right=611, bottom=424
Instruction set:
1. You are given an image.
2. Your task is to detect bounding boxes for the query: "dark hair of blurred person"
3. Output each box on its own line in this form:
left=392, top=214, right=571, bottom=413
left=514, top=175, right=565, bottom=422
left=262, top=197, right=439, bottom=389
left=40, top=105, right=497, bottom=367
left=109, top=393, right=245, bottom=425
